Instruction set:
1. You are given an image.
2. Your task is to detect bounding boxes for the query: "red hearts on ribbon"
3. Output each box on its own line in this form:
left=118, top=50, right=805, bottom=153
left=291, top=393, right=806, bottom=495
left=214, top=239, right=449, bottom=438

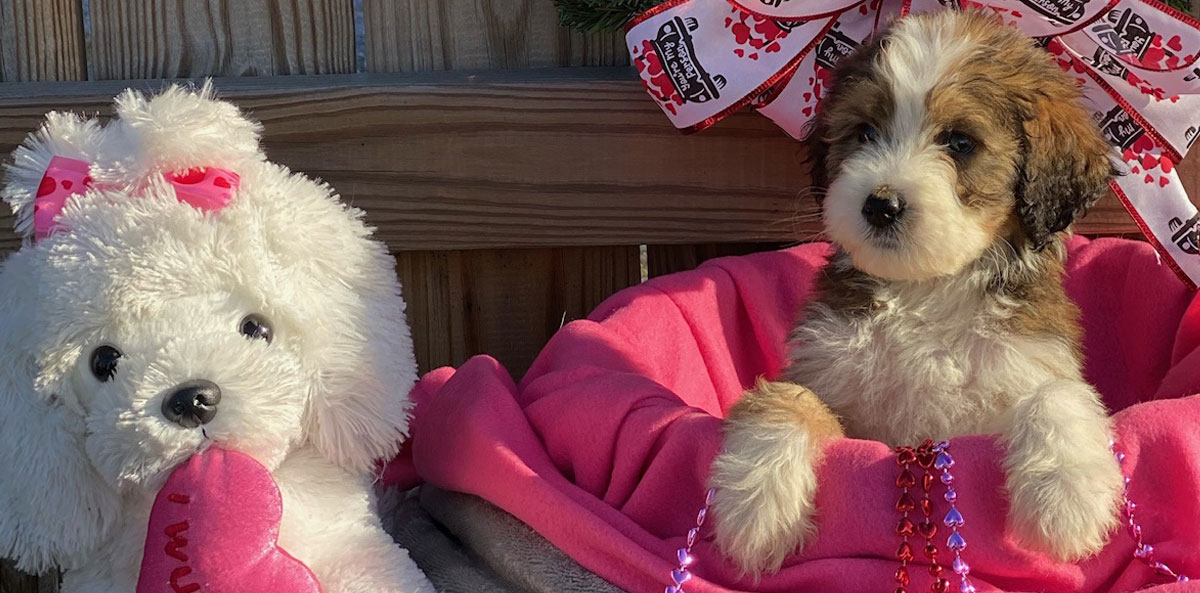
left=136, top=448, right=322, bottom=593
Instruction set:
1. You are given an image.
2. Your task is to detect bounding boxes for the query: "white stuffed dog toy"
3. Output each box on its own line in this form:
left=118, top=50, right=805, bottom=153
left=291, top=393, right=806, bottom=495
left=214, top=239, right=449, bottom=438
left=0, top=84, right=434, bottom=593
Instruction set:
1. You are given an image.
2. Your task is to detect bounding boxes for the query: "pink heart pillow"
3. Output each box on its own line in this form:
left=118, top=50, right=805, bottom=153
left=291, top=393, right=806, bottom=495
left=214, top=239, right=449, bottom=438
left=137, top=448, right=322, bottom=593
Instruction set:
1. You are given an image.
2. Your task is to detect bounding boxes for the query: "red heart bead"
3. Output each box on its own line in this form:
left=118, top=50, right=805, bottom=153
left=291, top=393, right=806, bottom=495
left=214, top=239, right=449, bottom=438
left=897, top=447, right=916, bottom=465
left=922, top=473, right=935, bottom=492
left=896, top=469, right=916, bottom=488
left=895, top=566, right=910, bottom=586
left=896, top=517, right=915, bottom=537
left=920, top=497, right=934, bottom=516
left=897, top=541, right=914, bottom=562
left=933, top=577, right=950, bottom=593
left=916, top=450, right=936, bottom=469
left=897, top=493, right=916, bottom=512
left=924, top=543, right=938, bottom=559
left=929, top=563, right=944, bottom=577
left=917, top=521, right=938, bottom=539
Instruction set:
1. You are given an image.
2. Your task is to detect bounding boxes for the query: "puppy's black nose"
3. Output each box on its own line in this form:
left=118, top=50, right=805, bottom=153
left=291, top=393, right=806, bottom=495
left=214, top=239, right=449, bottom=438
left=862, top=192, right=906, bottom=229
left=163, top=380, right=222, bottom=429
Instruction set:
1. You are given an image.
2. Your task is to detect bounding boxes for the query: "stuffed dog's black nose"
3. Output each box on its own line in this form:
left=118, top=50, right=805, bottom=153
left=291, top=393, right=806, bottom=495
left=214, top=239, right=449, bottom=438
left=862, top=191, right=906, bottom=229
left=163, top=380, right=222, bottom=428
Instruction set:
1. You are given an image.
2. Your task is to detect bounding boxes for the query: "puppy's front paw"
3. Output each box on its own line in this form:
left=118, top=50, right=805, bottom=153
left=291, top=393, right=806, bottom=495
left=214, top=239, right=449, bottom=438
left=1005, top=445, right=1122, bottom=562
left=709, top=381, right=840, bottom=577
left=710, top=431, right=818, bottom=577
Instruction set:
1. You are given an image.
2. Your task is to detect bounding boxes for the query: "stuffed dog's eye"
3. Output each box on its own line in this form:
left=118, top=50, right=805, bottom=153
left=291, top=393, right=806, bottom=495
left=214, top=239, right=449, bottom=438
left=940, top=130, right=976, bottom=155
left=90, top=346, right=122, bottom=382
left=240, top=314, right=273, bottom=344
left=858, top=124, right=880, bottom=144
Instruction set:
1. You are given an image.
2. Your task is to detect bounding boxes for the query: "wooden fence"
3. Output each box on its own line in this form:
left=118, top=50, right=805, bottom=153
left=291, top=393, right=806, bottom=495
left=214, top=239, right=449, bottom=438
left=1, top=1, right=1198, bottom=592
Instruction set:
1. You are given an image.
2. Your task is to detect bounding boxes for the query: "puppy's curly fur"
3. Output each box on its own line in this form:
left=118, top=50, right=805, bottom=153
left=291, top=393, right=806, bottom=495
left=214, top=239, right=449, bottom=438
left=711, top=11, right=1122, bottom=576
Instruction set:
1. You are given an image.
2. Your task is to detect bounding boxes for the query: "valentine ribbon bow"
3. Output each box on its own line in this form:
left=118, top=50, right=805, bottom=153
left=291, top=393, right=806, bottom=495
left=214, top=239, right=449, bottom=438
left=626, top=0, right=1200, bottom=287
left=33, top=158, right=240, bottom=240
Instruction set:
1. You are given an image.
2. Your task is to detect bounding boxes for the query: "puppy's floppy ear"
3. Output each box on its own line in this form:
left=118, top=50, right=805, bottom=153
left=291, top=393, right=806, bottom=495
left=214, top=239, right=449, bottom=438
left=0, top=252, right=121, bottom=571
left=1016, top=90, right=1116, bottom=250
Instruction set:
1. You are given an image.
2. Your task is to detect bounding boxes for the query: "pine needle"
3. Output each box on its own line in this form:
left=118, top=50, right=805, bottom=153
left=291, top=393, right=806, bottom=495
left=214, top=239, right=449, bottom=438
left=554, top=0, right=665, bottom=32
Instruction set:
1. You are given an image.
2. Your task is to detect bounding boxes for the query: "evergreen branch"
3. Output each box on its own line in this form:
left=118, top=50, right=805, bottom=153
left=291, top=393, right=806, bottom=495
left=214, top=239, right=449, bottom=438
left=554, top=0, right=665, bottom=32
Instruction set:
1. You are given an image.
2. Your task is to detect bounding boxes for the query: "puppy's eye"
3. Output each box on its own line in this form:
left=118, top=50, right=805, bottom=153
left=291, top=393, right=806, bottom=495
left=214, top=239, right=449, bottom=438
left=90, top=345, right=122, bottom=382
left=240, top=314, right=273, bottom=344
left=858, top=124, right=880, bottom=143
left=941, top=131, right=976, bottom=155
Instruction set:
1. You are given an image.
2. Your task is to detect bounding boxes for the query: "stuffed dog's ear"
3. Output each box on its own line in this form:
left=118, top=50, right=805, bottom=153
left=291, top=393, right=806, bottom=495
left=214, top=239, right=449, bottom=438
left=2, top=112, right=107, bottom=241
left=0, top=252, right=121, bottom=571
left=107, top=80, right=264, bottom=186
left=1016, top=88, right=1116, bottom=251
left=299, top=211, right=418, bottom=475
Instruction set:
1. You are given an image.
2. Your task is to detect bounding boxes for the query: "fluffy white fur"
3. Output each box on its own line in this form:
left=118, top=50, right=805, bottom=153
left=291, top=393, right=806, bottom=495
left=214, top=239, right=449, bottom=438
left=0, top=83, right=434, bottom=593
left=709, top=413, right=821, bottom=576
left=711, top=12, right=1121, bottom=575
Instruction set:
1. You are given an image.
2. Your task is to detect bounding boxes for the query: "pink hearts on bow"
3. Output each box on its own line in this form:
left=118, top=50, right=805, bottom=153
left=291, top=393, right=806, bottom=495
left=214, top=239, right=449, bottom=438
left=136, top=448, right=321, bottom=593
left=33, top=160, right=240, bottom=241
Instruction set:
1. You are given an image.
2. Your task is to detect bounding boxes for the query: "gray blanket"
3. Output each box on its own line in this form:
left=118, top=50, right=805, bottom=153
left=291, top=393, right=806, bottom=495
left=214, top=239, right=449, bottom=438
left=380, top=486, right=627, bottom=593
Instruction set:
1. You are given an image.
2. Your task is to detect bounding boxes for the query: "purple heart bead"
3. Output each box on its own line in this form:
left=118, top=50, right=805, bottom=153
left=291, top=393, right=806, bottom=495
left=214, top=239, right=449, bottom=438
left=687, top=528, right=698, bottom=547
left=696, top=508, right=707, bottom=526
left=677, top=548, right=694, bottom=566
left=952, top=557, right=970, bottom=575
left=940, top=472, right=955, bottom=485
left=944, top=507, right=964, bottom=528
left=934, top=451, right=955, bottom=470
left=671, top=569, right=692, bottom=585
left=947, top=532, right=967, bottom=550
left=666, top=587, right=679, bottom=593
left=944, top=487, right=957, bottom=503
left=1116, top=452, right=1126, bottom=463
left=705, top=488, right=715, bottom=506
left=1134, top=544, right=1154, bottom=559
left=959, top=578, right=976, bottom=593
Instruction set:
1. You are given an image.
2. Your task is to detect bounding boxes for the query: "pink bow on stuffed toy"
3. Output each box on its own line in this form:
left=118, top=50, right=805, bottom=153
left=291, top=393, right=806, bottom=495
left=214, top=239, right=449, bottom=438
left=33, top=157, right=240, bottom=240
left=626, top=0, right=1200, bottom=287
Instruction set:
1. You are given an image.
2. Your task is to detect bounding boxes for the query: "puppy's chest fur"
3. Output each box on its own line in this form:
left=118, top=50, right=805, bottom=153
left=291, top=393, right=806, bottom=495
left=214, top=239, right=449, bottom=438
left=783, top=255, right=1083, bottom=445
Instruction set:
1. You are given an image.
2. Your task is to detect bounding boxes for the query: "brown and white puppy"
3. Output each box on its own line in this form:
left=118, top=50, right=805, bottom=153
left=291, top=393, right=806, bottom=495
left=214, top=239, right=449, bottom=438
left=710, top=9, right=1123, bottom=576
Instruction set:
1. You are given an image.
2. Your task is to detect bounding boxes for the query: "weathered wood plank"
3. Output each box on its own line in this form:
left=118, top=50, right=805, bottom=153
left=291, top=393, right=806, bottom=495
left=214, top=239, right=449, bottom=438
left=88, top=0, right=356, bottom=79
left=0, top=71, right=1190, bottom=256
left=361, top=0, right=628, bottom=73
left=0, top=0, right=86, bottom=82
left=360, top=0, right=639, bottom=377
left=648, top=243, right=790, bottom=277
left=398, top=246, right=640, bottom=375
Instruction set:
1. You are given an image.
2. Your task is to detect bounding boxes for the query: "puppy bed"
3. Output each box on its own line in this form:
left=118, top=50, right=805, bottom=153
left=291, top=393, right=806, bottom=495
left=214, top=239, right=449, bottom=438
left=384, top=236, right=1200, bottom=593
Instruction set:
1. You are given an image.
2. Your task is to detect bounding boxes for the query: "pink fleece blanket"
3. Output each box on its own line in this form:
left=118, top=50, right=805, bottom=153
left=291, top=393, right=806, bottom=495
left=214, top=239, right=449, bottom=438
left=385, top=237, right=1200, bottom=593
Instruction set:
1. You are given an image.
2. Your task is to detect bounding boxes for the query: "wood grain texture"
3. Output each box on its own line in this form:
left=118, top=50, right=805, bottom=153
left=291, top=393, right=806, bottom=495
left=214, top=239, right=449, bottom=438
left=648, top=242, right=790, bottom=277
left=0, top=562, right=57, bottom=593
left=89, top=0, right=356, bottom=79
left=0, top=0, right=86, bottom=82
left=360, top=0, right=638, bottom=376
left=398, top=246, right=640, bottom=375
left=362, top=0, right=628, bottom=73
left=0, top=71, right=1191, bottom=256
